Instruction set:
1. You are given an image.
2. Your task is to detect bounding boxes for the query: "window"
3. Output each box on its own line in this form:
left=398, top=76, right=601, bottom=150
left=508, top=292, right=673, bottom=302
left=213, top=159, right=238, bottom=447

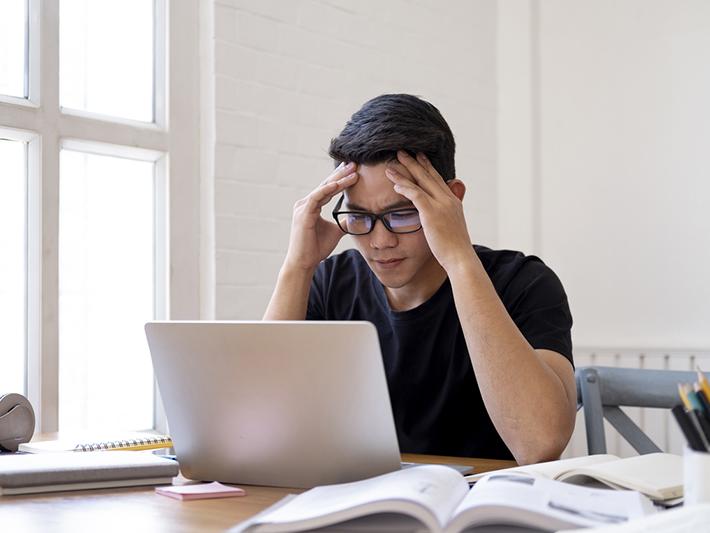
left=0, top=0, right=27, bottom=98
left=59, top=150, right=157, bottom=431
left=60, top=0, right=154, bottom=121
left=0, top=0, right=200, bottom=434
left=0, top=138, right=26, bottom=394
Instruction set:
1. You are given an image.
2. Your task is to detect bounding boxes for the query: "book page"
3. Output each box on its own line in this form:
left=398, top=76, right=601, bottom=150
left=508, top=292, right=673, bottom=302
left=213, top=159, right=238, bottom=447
left=556, top=453, right=683, bottom=501
left=244, top=465, right=468, bottom=533
left=557, top=502, right=710, bottom=533
left=466, top=454, right=618, bottom=483
left=447, top=473, right=655, bottom=533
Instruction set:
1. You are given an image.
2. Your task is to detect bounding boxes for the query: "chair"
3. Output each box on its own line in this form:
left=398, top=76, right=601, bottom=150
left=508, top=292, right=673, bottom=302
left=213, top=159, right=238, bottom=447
left=575, top=366, right=697, bottom=454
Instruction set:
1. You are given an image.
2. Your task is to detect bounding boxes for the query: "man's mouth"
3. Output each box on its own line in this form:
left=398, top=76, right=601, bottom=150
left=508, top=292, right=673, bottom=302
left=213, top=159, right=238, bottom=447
left=373, top=258, right=405, bottom=269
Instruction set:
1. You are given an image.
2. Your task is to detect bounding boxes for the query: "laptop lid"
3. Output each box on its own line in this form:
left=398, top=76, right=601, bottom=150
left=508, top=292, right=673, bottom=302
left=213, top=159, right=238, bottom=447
left=145, top=321, right=401, bottom=488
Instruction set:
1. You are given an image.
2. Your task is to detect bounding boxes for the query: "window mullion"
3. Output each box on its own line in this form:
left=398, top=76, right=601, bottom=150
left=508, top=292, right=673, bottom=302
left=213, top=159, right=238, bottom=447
left=58, top=112, right=169, bottom=153
left=29, top=0, right=61, bottom=433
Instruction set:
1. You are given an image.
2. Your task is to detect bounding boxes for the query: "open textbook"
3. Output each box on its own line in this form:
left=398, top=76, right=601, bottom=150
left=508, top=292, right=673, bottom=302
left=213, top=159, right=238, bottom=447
left=558, top=503, right=710, bottom=533
left=466, top=453, right=682, bottom=502
left=230, top=465, right=655, bottom=533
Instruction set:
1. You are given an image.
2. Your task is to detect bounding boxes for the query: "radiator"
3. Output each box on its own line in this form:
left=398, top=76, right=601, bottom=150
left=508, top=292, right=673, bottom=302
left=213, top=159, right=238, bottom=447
left=562, top=348, right=710, bottom=458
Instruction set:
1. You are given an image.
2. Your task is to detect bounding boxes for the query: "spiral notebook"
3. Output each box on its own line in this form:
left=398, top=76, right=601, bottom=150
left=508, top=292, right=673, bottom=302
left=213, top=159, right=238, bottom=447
left=18, top=432, right=173, bottom=453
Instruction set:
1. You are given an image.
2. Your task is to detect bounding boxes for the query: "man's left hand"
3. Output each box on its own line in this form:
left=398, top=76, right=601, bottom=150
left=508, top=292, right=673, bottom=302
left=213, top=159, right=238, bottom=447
left=385, top=150, right=475, bottom=273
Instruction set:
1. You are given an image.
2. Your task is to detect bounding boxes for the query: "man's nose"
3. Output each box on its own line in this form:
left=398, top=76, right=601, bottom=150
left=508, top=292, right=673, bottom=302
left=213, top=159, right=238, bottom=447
left=369, top=219, right=398, bottom=249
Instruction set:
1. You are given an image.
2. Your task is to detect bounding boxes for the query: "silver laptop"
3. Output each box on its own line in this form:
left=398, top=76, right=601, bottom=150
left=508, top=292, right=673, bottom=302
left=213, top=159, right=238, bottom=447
left=145, top=320, right=401, bottom=488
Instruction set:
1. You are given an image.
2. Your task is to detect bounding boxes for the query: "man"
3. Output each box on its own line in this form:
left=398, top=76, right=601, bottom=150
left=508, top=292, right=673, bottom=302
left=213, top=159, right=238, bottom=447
left=264, top=94, right=576, bottom=464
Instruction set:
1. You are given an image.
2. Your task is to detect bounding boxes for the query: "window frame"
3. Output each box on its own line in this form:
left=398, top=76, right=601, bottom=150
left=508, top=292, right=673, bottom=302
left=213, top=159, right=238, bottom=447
left=0, top=0, right=201, bottom=434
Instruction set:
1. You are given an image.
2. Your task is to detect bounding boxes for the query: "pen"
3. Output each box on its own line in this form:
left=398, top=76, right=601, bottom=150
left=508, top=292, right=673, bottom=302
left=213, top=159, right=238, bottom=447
left=671, top=404, right=706, bottom=452
left=687, top=409, right=710, bottom=451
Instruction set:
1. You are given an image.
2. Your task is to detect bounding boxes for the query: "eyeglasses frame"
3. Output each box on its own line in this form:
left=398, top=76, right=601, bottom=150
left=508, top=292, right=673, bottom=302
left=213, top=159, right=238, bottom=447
left=331, top=195, right=422, bottom=235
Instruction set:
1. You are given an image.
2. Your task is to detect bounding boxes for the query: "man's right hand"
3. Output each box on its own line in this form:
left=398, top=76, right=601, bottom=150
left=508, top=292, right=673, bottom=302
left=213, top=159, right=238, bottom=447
left=283, top=161, right=359, bottom=273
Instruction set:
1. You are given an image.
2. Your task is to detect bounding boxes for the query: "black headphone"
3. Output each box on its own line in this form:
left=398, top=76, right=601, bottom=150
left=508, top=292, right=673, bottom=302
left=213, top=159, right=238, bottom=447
left=0, top=393, right=35, bottom=452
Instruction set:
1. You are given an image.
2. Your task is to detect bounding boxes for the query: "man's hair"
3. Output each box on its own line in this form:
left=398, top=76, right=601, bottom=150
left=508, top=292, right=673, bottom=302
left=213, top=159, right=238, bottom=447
left=328, top=94, right=456, bottom=182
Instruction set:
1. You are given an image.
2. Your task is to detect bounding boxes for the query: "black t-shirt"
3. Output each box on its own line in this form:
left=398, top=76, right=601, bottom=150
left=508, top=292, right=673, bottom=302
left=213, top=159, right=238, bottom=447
left=306, top=245, right=573, bottom=459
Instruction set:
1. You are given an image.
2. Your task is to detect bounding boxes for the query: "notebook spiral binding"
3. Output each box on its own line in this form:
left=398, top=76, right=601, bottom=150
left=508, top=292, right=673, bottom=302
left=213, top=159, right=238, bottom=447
left=73, top=436, right=173, bottom=452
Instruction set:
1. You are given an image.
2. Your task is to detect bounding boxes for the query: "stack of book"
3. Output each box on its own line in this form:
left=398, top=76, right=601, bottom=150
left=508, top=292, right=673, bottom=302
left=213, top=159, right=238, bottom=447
left=1, top=432, right=178, bottom=495
left=0, top=451, right=178, bottom=495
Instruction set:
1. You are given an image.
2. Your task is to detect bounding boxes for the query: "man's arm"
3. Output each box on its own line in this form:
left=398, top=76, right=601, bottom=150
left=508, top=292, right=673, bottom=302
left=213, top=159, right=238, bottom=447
left=264, top=162, right=358, bottom=320
left=386, top=151, right=576, bottom=464
left=447, top=256, right=576, bottom=464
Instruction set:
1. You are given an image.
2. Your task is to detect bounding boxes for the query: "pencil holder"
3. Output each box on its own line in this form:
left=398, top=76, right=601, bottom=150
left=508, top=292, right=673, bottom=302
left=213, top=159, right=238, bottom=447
left=684, top=446, right=710, bottom=505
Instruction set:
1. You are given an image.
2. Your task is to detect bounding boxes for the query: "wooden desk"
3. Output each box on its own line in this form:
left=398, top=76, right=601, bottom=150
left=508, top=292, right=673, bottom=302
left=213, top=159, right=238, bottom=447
left=0, top=454, right=515, bottom=532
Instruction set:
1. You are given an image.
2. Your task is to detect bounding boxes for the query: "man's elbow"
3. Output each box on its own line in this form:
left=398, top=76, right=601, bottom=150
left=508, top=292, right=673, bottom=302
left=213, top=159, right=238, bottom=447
left=513, top=416, right=576, bottom=466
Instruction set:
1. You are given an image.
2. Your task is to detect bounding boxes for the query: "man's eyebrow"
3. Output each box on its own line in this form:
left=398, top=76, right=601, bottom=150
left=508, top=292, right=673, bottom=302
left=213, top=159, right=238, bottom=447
left=345, top=199, right=415, bottom=212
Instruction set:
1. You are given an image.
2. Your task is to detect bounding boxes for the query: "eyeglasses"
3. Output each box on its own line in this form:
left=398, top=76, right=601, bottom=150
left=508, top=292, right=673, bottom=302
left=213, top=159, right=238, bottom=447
left=331, top=195, right=422, bottom=235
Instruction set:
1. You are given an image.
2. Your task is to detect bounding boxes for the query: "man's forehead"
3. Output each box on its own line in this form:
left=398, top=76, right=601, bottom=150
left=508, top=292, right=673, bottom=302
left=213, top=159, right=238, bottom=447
left=342, top=160, right=414, bottom=210
left=343, top=191, right=413, bottom=212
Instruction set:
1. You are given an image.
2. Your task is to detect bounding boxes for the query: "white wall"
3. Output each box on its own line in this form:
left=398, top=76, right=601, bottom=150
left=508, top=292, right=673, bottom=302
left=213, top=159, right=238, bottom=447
left=498, top=0, right=710, bottom=350
left=207, top=0, right=498, bottom=319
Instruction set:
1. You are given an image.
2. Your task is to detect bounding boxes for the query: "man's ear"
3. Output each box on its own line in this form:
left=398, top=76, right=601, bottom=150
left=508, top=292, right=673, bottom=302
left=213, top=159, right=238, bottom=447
left=447, top=179, right=466, bottom=201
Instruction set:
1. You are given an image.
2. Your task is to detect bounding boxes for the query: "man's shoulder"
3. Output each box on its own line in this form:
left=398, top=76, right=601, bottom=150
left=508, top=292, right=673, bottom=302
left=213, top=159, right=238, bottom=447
left=474, top=244, right=542, bottom=272
left=473, top=244, right=561, bottom=290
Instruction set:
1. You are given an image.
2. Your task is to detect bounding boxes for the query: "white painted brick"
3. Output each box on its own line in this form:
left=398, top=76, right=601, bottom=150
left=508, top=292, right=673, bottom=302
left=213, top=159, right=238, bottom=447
left=214, top=41, right=259, bottom=79
left=215, top=144, right=280, bottom=183
left=214, top=3, right=237, bottom=41
left=276, top=25, right=354, bottom=71
left=215, top=0, right=300, bottom=22
left=215, top=179, right=299, bottom=219
left=290, top=92, right=342, bottom=128
left=234, top=9, right=284, bottom=52
left=216, top=215, right=291, bottom=252
left=315, top=0, right=356, bottom=13
left=336, top=13, right=382, bottom=49
left=276, top=154, right=332, bottom=187
left=216, top=250, right=284, bottom=286
left=215, top=110, right=260, bottom=146
left=319, top=0, right=385, bottom=18
left=216, top=76, right=294, bottom=121
left=215, top=285, right=274, bottom=319
left=253, top=52, right=302, bottom=90
left=297, top=63, right=349, bottom=97
left=297, top=0, right=351, bottom=37
left=215, top=75, right=248, bottom=112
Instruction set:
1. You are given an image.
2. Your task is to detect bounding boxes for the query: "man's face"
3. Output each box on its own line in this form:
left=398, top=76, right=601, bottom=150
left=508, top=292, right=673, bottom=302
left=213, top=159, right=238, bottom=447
left=343, top=162, right=439, bottom=290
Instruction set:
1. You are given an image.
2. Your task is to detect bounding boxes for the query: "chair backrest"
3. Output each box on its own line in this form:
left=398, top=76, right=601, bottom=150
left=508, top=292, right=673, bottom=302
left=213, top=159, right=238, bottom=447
left=575, top=366, right=697, bottom=455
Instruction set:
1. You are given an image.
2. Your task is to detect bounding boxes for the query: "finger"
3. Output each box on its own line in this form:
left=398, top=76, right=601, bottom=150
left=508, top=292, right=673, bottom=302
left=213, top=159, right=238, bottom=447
left=395, top=150, right=442, bottom=196
left=388, top=174, right=430, bottom=209
left=385, top=160, right=416, bottom=183
left=307, top=171, right=359, bottom=211
left=320, top=161, right=356, bottom=187
left=385, top=165, right=427, bottom=197
left=415, top=153, right=450, bottom=192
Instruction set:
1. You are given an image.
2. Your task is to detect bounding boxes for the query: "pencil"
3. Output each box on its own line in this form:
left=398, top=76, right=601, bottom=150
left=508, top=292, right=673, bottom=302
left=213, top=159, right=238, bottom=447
left=678, top=383, right=692, bottom=411
left=697, top=366, right=710, bottom=400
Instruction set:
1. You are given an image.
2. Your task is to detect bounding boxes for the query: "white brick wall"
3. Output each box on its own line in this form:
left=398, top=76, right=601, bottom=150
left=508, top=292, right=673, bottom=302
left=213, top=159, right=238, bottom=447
left=210, top=0, right=498, bottom=318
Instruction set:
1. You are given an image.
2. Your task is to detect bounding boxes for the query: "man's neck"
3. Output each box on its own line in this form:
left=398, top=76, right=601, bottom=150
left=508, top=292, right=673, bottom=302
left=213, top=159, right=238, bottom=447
left=384, top=259, right=448, bottom=312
